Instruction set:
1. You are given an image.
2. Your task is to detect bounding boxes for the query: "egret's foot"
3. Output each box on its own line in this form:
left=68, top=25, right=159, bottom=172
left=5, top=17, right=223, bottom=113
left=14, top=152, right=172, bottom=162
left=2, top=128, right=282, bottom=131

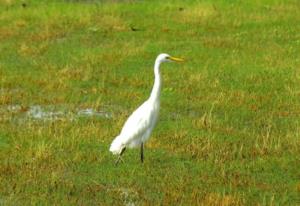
left=115, top=156, right=124, bottom=165
left=115, top=147, right=126, bottom=166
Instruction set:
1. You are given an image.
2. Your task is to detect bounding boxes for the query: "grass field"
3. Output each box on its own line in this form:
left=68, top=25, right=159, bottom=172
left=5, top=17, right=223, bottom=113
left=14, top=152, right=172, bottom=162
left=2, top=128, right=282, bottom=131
left=0, top=0, right=300, bottom=205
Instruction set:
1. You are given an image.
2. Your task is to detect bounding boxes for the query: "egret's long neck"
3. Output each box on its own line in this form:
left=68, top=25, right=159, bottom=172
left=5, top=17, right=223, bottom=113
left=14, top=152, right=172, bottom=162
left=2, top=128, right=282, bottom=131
left=149, top=59, right=162, bottom=102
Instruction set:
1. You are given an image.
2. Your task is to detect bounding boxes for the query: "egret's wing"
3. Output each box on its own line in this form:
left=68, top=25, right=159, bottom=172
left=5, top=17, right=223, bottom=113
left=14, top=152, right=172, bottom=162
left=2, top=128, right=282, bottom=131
left=119, top=101, right=154, bottom=146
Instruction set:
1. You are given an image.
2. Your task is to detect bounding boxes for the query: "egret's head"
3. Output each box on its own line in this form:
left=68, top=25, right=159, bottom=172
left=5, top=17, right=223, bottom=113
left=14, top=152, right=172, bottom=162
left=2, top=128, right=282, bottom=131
left=157, top=53, right=184, bottom=63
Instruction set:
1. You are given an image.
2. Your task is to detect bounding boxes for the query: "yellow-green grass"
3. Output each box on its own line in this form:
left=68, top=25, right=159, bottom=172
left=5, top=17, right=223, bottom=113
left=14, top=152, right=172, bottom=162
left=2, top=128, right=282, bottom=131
left=0, top=0, right=300, bottom=205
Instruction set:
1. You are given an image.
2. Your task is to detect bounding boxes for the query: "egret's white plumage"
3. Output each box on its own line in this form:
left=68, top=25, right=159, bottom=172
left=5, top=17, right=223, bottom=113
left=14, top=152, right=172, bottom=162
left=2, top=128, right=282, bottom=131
left=109, top=53, right=184, bottom=163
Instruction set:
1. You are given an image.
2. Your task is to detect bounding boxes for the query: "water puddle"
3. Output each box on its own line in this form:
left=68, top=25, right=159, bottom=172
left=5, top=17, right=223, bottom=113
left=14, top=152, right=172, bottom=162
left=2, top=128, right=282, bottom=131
left=27, top=105, right=66, bottom=120
left=77, top=108, right=112, bottom=119
left=0, top=103, right=200, bottom=123
left=0, top=104, right=113, bottom=122
left=6, top=104, right=22, bottom=112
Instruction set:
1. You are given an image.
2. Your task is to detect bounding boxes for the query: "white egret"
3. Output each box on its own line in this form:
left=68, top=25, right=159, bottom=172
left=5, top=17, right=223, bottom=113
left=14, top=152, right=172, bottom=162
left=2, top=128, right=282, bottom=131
left=109, top=53, right=184, bottom=164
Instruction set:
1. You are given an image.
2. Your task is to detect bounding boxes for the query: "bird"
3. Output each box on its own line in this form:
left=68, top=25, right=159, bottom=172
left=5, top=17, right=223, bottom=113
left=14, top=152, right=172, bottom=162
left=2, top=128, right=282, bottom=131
left=109, top=53, right=184, bottom=164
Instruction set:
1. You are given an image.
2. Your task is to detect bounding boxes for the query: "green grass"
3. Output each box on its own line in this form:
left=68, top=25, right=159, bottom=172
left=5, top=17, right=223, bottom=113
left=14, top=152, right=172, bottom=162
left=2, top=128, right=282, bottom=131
left=1, top=0, right=300, bottom=205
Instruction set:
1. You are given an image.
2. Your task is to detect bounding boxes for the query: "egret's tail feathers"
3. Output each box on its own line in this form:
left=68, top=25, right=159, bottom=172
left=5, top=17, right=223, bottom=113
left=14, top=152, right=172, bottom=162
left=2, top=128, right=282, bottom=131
left=109, top=135, right=124, bottom=155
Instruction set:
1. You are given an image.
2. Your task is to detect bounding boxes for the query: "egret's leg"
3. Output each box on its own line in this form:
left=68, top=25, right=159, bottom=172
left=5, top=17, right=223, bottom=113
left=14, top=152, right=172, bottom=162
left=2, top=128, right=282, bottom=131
left=115, top=147, right=126, bottom=165
left=140, top=143, right=144, bottom=163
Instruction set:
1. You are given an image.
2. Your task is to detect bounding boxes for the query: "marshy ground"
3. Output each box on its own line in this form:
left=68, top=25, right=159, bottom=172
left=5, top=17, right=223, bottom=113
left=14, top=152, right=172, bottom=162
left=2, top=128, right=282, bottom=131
left=0, top=0, right=300, bottom=205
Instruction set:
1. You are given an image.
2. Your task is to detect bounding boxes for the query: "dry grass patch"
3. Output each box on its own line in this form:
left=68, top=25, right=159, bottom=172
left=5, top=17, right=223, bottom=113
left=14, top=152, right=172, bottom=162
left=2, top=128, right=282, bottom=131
left=201, top=192, right=244, bottom=206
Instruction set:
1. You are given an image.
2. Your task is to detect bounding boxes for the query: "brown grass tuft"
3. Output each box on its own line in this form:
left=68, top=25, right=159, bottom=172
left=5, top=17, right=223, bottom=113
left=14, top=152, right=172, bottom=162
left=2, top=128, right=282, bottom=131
left=201, top=192, right=244, bottom=206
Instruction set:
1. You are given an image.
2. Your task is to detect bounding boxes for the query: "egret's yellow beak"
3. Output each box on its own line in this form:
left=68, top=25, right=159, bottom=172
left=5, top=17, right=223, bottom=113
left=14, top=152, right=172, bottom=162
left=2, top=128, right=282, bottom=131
left=168, top=56, right=184, bottom=62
